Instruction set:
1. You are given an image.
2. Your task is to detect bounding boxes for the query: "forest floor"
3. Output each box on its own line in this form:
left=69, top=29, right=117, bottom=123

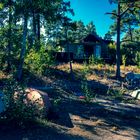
left=0, top=63, right=140, bottom=140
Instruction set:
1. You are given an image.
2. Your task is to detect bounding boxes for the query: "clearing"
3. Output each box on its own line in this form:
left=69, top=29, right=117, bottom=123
left=0, top=63, right=140, bottom=140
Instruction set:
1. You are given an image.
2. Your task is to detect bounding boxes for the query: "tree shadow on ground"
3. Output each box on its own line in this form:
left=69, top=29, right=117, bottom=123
left=1, top=68, right=140, bottom=140
left=43, top=74, right=140, bottom=140
left=0, top=120, right=86, bottom=140
left=50, top=93, right=140, bottom=139
left=0, top=69, right=47, bottom=89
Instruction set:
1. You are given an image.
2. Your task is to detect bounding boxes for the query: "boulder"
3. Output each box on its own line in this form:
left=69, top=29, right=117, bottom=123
left=129, top=89, right=140, bottom=100
left=26, top=88, right=51, bottom=112
left=125, top=72, right=134, bottom=82
left=125, top=72, right=140, bottom=88
left=14, top=88, right=51, bottom=116
left=125, top=72, right=140, bottom=81
left=0, top=91, right=5, bottom=113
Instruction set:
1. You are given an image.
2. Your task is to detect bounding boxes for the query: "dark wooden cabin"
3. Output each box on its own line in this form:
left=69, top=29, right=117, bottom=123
left=55, top=33, right=113, bottom=62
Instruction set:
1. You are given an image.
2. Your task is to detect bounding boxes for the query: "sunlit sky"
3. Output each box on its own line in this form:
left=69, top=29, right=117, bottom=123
left=69, top=0, right=117, bottom=38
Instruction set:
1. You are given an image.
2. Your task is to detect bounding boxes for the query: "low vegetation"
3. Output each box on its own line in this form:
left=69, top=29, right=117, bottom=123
left=0, top=61, right=140, bottom=139
left=0, top=0, right=140, bottom=139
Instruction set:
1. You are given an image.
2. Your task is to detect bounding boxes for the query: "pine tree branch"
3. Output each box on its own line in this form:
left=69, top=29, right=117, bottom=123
left=121, top=40, right=140, bottom=44
left=105, top=12, right=118, bottom=17
left=121, top=1, right=140, bottom=17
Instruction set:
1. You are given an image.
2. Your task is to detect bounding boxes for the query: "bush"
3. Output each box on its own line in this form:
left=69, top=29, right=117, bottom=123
left=108, top=43, right=116, bottom=64
left=82, top=61, right=90, bottom=75
left=25, top=45, right=55, bottom=75
left=134, top=52, right=140, bottom=68
left=1, top=81, right=45, bottom=125
left=122, top=55, right=126, bottom=67
left=107, top=87, right=124, bottom=100
left=81, top=81, right=94, bottom=102
left=89, top=55, right=104, bottom=65
left=121, top=42, right=140, bottom=65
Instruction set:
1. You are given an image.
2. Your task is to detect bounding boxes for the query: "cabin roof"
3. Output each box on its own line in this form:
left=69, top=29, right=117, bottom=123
left=83, top=33, right=103, bottom=43
left=82, top=33, right=113, bottom=45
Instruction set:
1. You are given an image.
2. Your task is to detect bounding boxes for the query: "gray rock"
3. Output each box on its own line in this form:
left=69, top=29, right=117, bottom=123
left=0, top=91, right=5, bottom=113
left=125, top=72, right=140, bottom=81
left=125, top=72, right=134, bottom=82
left=125, top=72, right=140, bottom=88
left=129, top=89, right=140, bottom=100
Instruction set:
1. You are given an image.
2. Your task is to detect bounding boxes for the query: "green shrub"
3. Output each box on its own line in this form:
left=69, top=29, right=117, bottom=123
left=134, top=52, right=140, bottom=68
left=53, top=97, right=61, bottom=112
left=107, top=87, right=124, bottom=100
left=25, top=46, right=55, bottom=75
left=81, top=81, right=93, bottom=103
left=122, top=55, right=126, bottom=67
left=108, top=43, right=116, bottom=64
left=89, top=55, right=95, bottom=65
left=83, top=61, right=89, bottom=71
left=1, top=82, right=45, bottom=125
left=121, top=42, right=140, bottom=65
left=89, top=55, right=104, bottom=65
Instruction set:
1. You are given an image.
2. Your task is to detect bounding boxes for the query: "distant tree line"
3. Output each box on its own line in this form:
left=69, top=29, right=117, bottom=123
left=0, top=0, right=139, bottom=80
left=107, top=0, right=140, bottom=78
left=0, top=0, right=97, bottom=80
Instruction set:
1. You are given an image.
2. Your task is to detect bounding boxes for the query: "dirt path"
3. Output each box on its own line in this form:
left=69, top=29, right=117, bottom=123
left=0, top=65, right=140, bottom=140
left=45, top=87, right=140, bottom=140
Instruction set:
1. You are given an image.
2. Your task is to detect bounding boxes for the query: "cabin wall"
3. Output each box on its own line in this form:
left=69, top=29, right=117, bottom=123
left=64, top=44, right=108, bottom=59
left=64, top=44, right=85, bottom=59
left=94, top=45, right=101, bottom=58
left=58, top=42, right=109, bottom=61
left=74, top=45, right=84, bottom=59
left=101, top=43, right=109, bottom=58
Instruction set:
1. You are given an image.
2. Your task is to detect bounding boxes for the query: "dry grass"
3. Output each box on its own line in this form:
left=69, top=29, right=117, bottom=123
left=55, top=63, right=140, bottom=81
left=56, top=63, right=85, bottom=72
left=57, top=63, right=140, bottom=73
left=54, top=63, right=139, bottom=95
left=0, top=64, right=140, bottom=140
left=121, top=65, right=140, bottom=73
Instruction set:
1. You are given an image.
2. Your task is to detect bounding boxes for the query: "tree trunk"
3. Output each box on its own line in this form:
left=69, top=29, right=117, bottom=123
left=128, top=24, right=133, bottom=42
left=37, top=13, right=40, bottom=48
left=33, top=9, right=37, bottom=43
left=6, top=1, right=12, bottom=72
left=17, top=16, right=28, bottom=81
left=116, top=1, right=121, bottom=79
left=33, top=10, right=36, bottom=35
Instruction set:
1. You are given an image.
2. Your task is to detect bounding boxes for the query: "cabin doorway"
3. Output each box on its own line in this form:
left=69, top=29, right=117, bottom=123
left=84, top=45, right=94, bottom=58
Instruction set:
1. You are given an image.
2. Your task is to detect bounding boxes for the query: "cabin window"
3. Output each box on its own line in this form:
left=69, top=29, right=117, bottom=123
left=95, top=45, right=101, bottom=58
left=76, top=45, right=83, bottom=58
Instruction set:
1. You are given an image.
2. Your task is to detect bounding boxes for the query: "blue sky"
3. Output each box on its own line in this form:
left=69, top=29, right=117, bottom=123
left=69, top=0, right=117, bottom=38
